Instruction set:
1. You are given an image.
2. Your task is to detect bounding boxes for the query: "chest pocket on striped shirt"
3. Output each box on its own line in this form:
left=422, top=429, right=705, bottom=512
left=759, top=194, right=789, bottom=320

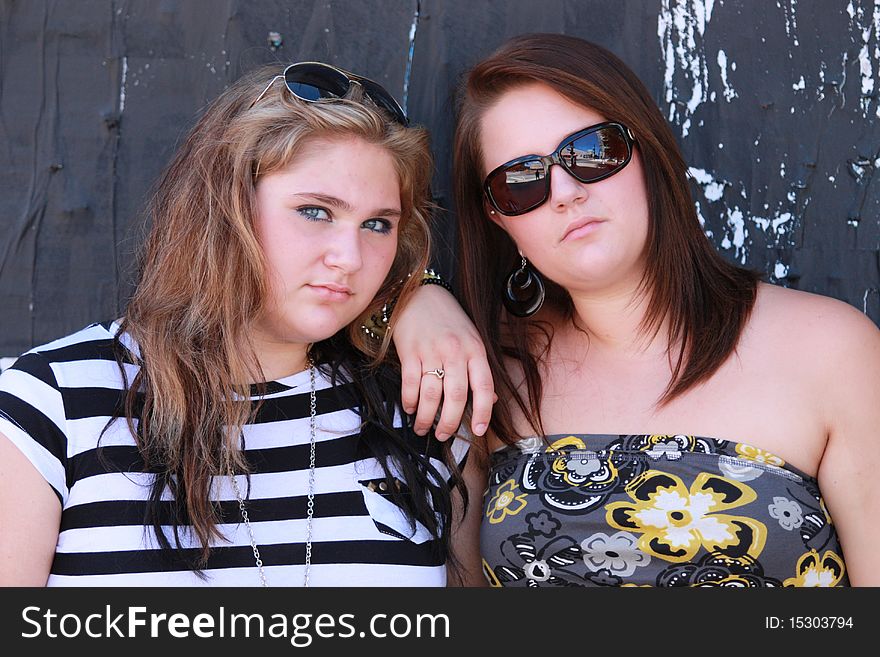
left=358, top=478, right=433, bottom=544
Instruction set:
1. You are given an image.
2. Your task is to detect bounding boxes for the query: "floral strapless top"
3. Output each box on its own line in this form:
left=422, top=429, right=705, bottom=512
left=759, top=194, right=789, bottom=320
left=481, top=434, right=848, bottom=587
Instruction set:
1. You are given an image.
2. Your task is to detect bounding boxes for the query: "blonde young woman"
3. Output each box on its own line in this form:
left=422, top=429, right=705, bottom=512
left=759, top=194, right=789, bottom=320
left=0, top=62, right=484, bottom=586
left=453, top=34, right=879, bottom=587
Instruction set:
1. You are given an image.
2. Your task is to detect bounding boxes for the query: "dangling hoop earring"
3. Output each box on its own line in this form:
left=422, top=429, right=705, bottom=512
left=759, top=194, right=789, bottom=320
left=503, top=253, right=545, bottom=317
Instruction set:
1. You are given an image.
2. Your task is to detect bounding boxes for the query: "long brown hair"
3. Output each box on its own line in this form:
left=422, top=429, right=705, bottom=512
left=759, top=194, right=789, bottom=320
left=453, top=34, right=759, bottom=445
left=119, top=64, right=435, bottom=563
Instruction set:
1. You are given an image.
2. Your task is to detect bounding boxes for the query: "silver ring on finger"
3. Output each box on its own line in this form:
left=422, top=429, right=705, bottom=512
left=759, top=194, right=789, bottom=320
left=422, top=367, right=445, bottom=380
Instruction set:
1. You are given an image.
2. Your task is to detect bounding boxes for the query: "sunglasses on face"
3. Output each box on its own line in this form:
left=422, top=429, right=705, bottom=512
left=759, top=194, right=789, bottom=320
left=249, top=61, right=409, bottom=126
left=483, top=122, right=635, bottom=216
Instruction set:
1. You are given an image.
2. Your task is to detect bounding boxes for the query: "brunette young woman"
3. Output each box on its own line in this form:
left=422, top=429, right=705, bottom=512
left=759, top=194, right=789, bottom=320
left=453, top=34, right=880, bottom=587
left=0, top=62, right=485, bottom=586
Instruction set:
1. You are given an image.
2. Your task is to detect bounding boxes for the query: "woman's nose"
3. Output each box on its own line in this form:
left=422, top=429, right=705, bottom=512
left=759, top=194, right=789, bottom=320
left=548, top=163, right=588, bottom=212
left=323, top=228, right=364, bottom=273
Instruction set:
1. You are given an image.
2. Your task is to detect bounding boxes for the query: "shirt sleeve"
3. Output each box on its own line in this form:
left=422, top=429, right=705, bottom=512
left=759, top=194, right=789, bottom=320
left=0, top=351, right=69, bottom=503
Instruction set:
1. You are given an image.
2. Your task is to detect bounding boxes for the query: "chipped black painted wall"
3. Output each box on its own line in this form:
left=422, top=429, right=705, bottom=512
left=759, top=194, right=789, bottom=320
left=1, top=0, right=878, bottom=358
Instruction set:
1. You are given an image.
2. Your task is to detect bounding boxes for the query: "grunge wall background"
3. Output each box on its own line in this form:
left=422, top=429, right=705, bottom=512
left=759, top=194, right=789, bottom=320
left=2, top=0, right=878, bottom=360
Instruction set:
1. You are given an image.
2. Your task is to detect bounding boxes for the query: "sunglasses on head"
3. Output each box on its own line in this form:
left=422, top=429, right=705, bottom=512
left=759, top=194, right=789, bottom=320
left=249, top=61, right=409, bottom=126
left=483, top=121, right=635, bottom=216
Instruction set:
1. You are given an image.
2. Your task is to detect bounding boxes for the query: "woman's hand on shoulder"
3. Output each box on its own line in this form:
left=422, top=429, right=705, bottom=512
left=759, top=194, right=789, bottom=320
left=811, top=297, right=880, bottom=585
left=0, top=431, right=59, bottom=585
left=392, top=284, right=495, bottom=440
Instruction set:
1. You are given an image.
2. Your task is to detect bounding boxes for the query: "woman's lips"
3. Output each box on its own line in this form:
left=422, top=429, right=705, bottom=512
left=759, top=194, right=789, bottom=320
left=307, top=284, right=353, bottom=301
left=562, top=218, right=605, bottom=242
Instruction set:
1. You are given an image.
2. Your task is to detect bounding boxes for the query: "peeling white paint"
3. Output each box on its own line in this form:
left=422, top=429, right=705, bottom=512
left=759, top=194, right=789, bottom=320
left=859, top=41, right=874, bottom=98
left=779, top=0, right=799, bottom=46
left=688, top=166, right=725, bottom=200
left=864, top=288, right=879, bottom=313
left=727, top=207, right=747, bottom=262
left=695, top=199, right=706, bottom=227
left=772, top=212, right=793, bottom=231
left=658, top=0, right=716, bottom=137
left=118, top=55, right=128, bottom=114
left=848, top=0, right=880, bottom=117
left=792, top=75, right=806, bottom=90
left=858, top=29, right=873, bottom=98
left=774, top=262, right=790, bottom=279
left=688, top=160, right=799, bottom=267
left=402, top=2, right=420, bottom=113
left=817, top=62, right=828, bottom=101
left=717, top=49, right=738, bottom=101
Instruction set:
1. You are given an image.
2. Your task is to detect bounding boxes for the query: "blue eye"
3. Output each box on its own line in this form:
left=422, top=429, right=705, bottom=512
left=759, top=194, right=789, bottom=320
left=298, top=206, right=330, bottom=221
left=363, top=218, right=393, bottom=234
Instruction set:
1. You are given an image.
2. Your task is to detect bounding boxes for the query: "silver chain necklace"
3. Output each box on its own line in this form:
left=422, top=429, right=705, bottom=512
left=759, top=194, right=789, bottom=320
left=232, top=360, right=317, bottom=587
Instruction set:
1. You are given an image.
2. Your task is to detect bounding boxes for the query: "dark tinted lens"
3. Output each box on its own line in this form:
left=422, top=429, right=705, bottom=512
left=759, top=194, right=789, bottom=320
left=284, top=63, right=350, bottom=101
left=359, top=79, right=408, bottom=126
left=564, top=126, right=631, bottom=182
left=487, top=159, right=548, bottom=215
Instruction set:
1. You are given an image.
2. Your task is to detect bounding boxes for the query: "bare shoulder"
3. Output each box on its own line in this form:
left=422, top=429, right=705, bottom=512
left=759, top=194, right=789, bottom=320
left=750, top=282, right=880, bottom=358
left=749, top=284, right=880, bottom=442
left=739, top=283, right=880, bottom=426
left=758, top=285, right=880, bottom=583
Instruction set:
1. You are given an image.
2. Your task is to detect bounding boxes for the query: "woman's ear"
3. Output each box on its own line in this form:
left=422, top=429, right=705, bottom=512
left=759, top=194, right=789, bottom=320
left=484, top=200, right=504, bottom=228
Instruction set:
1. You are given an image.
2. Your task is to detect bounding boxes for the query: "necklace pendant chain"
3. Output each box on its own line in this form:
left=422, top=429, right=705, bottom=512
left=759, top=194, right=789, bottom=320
left=233, top=360, right=317, bottom=588
left=232, top=476, right=269, bottom=588
left=304, top=362, right=317, bottom=586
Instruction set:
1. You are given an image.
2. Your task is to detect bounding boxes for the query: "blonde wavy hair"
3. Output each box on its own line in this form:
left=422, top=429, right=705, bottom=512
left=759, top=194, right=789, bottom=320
left=117, top=64, right=433, bottom=562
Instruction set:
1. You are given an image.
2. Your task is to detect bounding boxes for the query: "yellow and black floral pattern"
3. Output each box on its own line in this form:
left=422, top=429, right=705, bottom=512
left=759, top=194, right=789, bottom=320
left=481, top=434, right=848, bottom=587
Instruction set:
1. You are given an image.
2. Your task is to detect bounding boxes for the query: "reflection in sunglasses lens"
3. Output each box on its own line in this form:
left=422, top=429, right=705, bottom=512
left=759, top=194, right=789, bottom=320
left=282, top=66, right=408, bottom=126
left=566, top=128, right=628, bottom=181
left=286, top=65, right=350, bottom=101
left=491, top=159, right=547, bottom=214
left=288, top=83, right=324, bottom=101
left=486, top=124, right=632, bottom=215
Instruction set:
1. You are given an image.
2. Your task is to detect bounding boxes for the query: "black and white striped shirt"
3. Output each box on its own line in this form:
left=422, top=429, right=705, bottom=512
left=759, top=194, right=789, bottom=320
left=0, top=322, right=467, bottom=586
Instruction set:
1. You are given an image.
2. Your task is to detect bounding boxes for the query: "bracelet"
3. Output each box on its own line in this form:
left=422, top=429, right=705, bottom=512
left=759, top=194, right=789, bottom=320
left=362, top=300, right=394, bottom=341
left=419, top=268, right=454, bottom=293
left=361, top=270, right=452, bottom=340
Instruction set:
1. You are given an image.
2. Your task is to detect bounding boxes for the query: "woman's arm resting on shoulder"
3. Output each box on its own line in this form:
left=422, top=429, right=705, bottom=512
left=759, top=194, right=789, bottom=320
left=817, top=305, right=880, bottom=586
left=447, top=442, right=488, bottom=587
left=0, top=432, right=60, bottom=585
left=392, top=284, right=495, bottom=440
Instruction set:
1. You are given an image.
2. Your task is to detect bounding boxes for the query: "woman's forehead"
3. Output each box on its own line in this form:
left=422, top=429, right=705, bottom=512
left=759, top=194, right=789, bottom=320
left=478, top=83, right=606, bottom=171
